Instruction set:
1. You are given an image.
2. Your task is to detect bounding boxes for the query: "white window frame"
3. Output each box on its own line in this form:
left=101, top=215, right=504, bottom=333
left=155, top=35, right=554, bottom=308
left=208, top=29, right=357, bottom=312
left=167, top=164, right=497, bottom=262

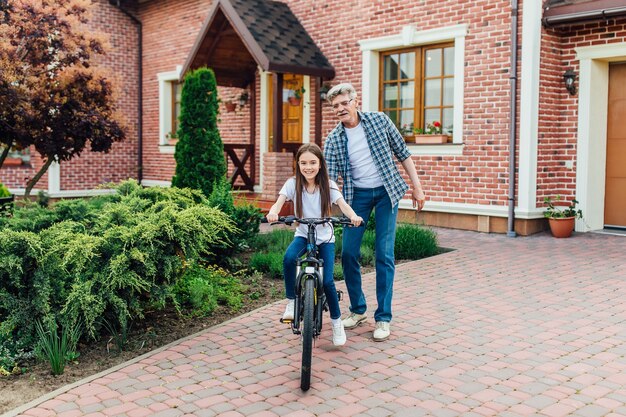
left=158, top=66, right=182, bottom=154
left=359, top=24, right=467, bottom=156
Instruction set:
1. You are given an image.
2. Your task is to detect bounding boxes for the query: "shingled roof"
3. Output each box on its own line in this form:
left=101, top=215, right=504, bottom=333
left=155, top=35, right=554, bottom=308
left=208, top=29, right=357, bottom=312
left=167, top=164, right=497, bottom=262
left=181, top=0, right=335, bottom=87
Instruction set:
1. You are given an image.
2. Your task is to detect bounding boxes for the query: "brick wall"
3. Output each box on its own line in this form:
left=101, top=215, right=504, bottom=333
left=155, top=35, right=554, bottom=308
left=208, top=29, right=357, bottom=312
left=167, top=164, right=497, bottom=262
left=262, top=152, right=295, bottom=202
left=282, top=0, right=517, bottom=207
left=138, top=0, right=211, bottom=184
left=59, top=0, right=140, bottom=191
left=539, top=16, right=626, bottom=206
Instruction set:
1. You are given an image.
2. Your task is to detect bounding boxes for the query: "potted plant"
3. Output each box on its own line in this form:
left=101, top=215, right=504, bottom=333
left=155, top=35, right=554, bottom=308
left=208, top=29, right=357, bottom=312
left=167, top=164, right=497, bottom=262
left=288, top=87, right=306, bottom=106
left=224, top=100, right=237, bottom=112
left=410, top=121, right=450, bottom=144
left=543, top=195, right=583, bottom=238
left=1, top=145, right=27, bottom=167
left=398, top=123, right=415, bottom=141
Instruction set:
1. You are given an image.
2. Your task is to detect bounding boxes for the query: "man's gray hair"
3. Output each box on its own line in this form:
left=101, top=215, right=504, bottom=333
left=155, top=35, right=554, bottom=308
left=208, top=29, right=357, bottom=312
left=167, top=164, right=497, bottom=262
left=326, top=83, right=357, bottom=103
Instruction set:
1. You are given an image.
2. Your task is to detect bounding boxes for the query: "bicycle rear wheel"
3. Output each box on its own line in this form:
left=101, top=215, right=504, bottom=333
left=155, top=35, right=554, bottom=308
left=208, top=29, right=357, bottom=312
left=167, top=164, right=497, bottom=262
left=301, top=277, right=315, bottom=391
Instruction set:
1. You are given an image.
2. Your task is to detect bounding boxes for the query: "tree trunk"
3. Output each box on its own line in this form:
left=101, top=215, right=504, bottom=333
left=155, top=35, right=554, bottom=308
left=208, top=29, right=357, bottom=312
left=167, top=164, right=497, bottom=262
left=24, top=157, right=54, bottom=198
left=0, top=145, right=10, bottom=168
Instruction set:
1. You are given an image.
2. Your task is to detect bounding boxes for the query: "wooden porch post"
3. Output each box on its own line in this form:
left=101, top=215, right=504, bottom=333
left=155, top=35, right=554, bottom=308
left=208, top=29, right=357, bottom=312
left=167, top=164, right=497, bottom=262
left=315, top=76, right=322, bottom=146
left=272, top=73, right=283, bottom=152
left=250, top=77, right=256, bottom=185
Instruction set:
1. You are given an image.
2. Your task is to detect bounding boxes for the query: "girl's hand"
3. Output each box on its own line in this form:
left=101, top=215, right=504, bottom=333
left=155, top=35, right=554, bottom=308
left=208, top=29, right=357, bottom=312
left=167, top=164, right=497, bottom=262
left=351, top=215, right=363, bottom=227
left=266, top=212, right=279, bottom=223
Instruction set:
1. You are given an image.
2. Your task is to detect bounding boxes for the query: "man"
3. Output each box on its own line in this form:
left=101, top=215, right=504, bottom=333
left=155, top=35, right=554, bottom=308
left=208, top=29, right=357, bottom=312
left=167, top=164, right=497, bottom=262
left=323, top=83, right=426, bottom=341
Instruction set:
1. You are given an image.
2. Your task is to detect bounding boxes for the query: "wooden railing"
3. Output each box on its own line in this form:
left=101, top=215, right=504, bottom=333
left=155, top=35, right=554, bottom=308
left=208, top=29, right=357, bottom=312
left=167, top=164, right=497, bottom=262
left=224, top=143, right=255, bottom=191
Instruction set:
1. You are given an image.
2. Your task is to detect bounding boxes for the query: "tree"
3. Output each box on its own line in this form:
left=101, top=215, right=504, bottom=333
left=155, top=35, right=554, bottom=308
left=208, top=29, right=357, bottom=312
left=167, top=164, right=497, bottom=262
left=172, top=67, right=226, bottom=197
left=0, top=0, right=125, bottom=196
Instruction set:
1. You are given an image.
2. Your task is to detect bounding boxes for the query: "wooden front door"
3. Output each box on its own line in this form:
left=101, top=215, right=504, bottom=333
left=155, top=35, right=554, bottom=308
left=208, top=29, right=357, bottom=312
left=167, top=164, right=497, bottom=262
left=268, top=73, right=304, bottom=156
left=605, top=62, right=626, bottom=228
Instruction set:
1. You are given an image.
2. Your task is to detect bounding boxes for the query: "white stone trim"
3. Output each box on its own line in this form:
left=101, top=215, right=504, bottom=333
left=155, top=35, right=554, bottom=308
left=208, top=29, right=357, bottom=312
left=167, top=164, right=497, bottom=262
left=575, top=42, right=626, bottom=231
left=158, top=66, right=182, bottom=149
left=302, top=75, right=311, bottom=144
left=398, top=199, right=544, bottom=219
left=48, top=160, right=60, bottom=194
left=358, top=24, right=467, bottom=145
left=158, top=145, right=175, bottom=154
left=141, top=179, right=171, bottom=187
left=517, top=0, right=542, bottom=217
left=259, top=68, right=270, bottom=192
left=408, top=144, right=464, bottom=156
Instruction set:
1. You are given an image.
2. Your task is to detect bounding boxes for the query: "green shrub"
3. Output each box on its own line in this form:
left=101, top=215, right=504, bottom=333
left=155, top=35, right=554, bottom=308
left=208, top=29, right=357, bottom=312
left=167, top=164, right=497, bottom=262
left=172, top=67, right=226, bottom=197
left=205, top=178, right=263, bottom=260
left=253, top=228, right=294, bottom=253
left=333, top=262, right=344, bottom=281
left=249, top=252, right=284, bottom=279
left=173, top=263, right=244, bottom=316
left=394, top=224, right=439, bottom=259
left=0, top=182, right=10, bottom=198
left=0, top=180, right=237, bottom=356
left=360, top=245, right=375, bottom=266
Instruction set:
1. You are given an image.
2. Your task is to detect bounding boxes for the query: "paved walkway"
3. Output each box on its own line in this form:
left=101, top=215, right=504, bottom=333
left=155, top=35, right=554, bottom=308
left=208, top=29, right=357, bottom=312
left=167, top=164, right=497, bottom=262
left=5, top=228, right=626, bottom=417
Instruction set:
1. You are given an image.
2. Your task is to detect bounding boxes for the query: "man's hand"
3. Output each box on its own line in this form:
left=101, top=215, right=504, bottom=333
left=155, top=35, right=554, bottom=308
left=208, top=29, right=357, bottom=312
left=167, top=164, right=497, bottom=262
left=412, top=189, right=426, bottom=212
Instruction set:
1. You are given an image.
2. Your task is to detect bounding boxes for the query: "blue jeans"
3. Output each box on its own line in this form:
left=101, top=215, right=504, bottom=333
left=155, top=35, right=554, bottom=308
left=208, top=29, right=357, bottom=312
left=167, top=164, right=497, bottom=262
left=342, top=186, right=398, bottom=322
left=283, top=237, right=341, bottom=320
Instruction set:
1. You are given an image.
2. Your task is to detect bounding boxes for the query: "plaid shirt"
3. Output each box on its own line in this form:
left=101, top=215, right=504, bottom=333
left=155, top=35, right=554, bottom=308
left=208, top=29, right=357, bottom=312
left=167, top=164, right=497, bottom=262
left=323, top=111, right=412, bottom=207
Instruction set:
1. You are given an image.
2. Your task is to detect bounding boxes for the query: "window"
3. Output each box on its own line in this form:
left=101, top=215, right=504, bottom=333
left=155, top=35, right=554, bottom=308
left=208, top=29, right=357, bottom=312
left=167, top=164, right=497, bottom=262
left=380, top=43, right=454, bottom=136
left=158, top=67, right=182, bottom=150
left=171, top=81, right=182, bottom=140
left=359, top=24, right=467, bottom=152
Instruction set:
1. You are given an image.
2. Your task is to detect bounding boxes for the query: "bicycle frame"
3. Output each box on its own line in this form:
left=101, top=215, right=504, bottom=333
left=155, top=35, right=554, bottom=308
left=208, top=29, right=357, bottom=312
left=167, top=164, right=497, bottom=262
left=263, top=215, right=353, bottom=391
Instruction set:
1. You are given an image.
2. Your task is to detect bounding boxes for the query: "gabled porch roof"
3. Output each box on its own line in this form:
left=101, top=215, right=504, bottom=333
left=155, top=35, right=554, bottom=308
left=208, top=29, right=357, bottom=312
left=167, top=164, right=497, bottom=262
left=181, top=0, right=335, bottom=87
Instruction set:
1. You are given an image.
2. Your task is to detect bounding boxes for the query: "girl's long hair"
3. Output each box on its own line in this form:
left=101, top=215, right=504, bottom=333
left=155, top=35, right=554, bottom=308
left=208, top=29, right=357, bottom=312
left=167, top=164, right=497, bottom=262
left=294, top=143, right=332, bottom=218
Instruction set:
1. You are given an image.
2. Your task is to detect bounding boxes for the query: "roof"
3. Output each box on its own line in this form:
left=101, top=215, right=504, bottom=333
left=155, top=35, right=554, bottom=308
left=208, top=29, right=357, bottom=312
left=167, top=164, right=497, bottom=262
left=181, top=0, right=335, bottom=87
left=543, top=0, right=626, bottom=27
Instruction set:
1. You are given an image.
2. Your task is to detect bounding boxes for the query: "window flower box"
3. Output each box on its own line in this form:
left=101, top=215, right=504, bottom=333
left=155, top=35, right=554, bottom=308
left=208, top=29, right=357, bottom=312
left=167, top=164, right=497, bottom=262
left=410, top=134, right=450, bottom=144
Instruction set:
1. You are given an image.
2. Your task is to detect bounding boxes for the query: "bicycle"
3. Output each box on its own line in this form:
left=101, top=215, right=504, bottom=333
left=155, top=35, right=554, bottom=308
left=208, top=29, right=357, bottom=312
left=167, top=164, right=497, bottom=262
left=263, top=215, right=355, bottom=391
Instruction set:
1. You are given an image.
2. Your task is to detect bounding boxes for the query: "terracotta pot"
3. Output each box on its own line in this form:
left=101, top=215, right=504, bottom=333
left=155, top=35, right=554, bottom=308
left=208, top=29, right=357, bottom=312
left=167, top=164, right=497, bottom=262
left=410, top=134, right=449, bottom=144
left=225, top=101, right=237, bottom=112
left=2, top=157, right=23, bottom=167
left=548, top=216, right=575, bottom=238
left=288, top=96, right=301, bottom=106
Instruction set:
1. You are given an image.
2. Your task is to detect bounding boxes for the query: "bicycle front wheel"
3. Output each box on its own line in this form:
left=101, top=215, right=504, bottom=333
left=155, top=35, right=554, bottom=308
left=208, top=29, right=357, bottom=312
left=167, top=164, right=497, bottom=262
left=301, top=277, right=315, bottom=391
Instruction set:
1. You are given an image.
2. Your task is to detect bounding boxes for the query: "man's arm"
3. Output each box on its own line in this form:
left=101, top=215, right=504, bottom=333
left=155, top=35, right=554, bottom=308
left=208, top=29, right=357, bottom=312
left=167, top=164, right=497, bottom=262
left=401, top=156, right=426, bottom=211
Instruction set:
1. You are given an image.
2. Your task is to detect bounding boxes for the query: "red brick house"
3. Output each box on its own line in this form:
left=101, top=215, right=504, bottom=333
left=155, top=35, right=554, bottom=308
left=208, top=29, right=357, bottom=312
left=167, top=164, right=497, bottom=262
left=2, top=0, right=625, bottom=235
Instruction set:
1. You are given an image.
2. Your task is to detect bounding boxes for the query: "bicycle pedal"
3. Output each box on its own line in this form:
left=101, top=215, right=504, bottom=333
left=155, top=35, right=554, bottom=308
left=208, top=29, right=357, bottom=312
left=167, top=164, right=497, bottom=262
left=336, top=290, right=343, bottom=301
left=280, top=318, right=293, bottom=324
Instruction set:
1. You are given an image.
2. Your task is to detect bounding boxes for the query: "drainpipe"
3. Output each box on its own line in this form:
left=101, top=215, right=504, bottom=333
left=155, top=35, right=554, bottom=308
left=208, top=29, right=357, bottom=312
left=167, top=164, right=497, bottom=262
left=507, top=0, right=519, bottom=238
left=110, top=1, right=143, bottom=183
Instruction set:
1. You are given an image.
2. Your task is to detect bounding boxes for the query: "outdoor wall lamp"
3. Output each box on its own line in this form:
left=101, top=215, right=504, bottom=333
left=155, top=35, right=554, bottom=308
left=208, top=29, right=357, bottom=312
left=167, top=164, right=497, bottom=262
left=563, top=69, right=577, bottom=96
left=319, top=83, right=330, bottom=100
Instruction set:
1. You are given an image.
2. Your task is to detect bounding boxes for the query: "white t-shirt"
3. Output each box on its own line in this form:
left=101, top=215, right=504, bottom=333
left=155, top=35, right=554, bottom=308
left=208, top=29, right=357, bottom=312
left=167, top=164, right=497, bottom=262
left=345, top=122, right=383, bottom=188
left=279, top=178, right=343, bottom=244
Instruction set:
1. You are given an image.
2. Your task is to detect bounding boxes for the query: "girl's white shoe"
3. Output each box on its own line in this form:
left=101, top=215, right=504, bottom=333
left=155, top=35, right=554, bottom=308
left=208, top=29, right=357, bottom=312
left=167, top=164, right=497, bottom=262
left=282, top=299, right=295, bottom=321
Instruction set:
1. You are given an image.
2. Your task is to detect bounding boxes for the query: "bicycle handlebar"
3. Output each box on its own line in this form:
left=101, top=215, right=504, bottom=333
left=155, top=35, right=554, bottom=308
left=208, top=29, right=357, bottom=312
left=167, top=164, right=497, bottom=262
left=261, top=216, right=359, bottom=227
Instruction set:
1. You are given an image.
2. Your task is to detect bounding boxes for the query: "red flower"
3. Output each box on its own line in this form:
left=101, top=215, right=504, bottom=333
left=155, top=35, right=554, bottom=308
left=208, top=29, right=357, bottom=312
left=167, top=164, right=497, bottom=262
left=433, top=121, right=441, bottom=128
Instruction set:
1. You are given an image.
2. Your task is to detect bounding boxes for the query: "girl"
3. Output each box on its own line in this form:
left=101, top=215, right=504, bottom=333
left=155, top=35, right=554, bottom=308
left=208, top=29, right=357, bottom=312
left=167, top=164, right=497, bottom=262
left=266, top=143, right=362, bottom=346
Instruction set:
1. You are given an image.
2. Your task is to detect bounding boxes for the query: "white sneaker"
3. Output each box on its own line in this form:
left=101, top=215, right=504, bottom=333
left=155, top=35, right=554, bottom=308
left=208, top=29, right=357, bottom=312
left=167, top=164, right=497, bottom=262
left=331, top=321, right=347, bottom=346
left=373, top=321, right=390, bottom=341
left=282, top=299, right=294, bottom=321
left=342, top=312, right=367, bottom=329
